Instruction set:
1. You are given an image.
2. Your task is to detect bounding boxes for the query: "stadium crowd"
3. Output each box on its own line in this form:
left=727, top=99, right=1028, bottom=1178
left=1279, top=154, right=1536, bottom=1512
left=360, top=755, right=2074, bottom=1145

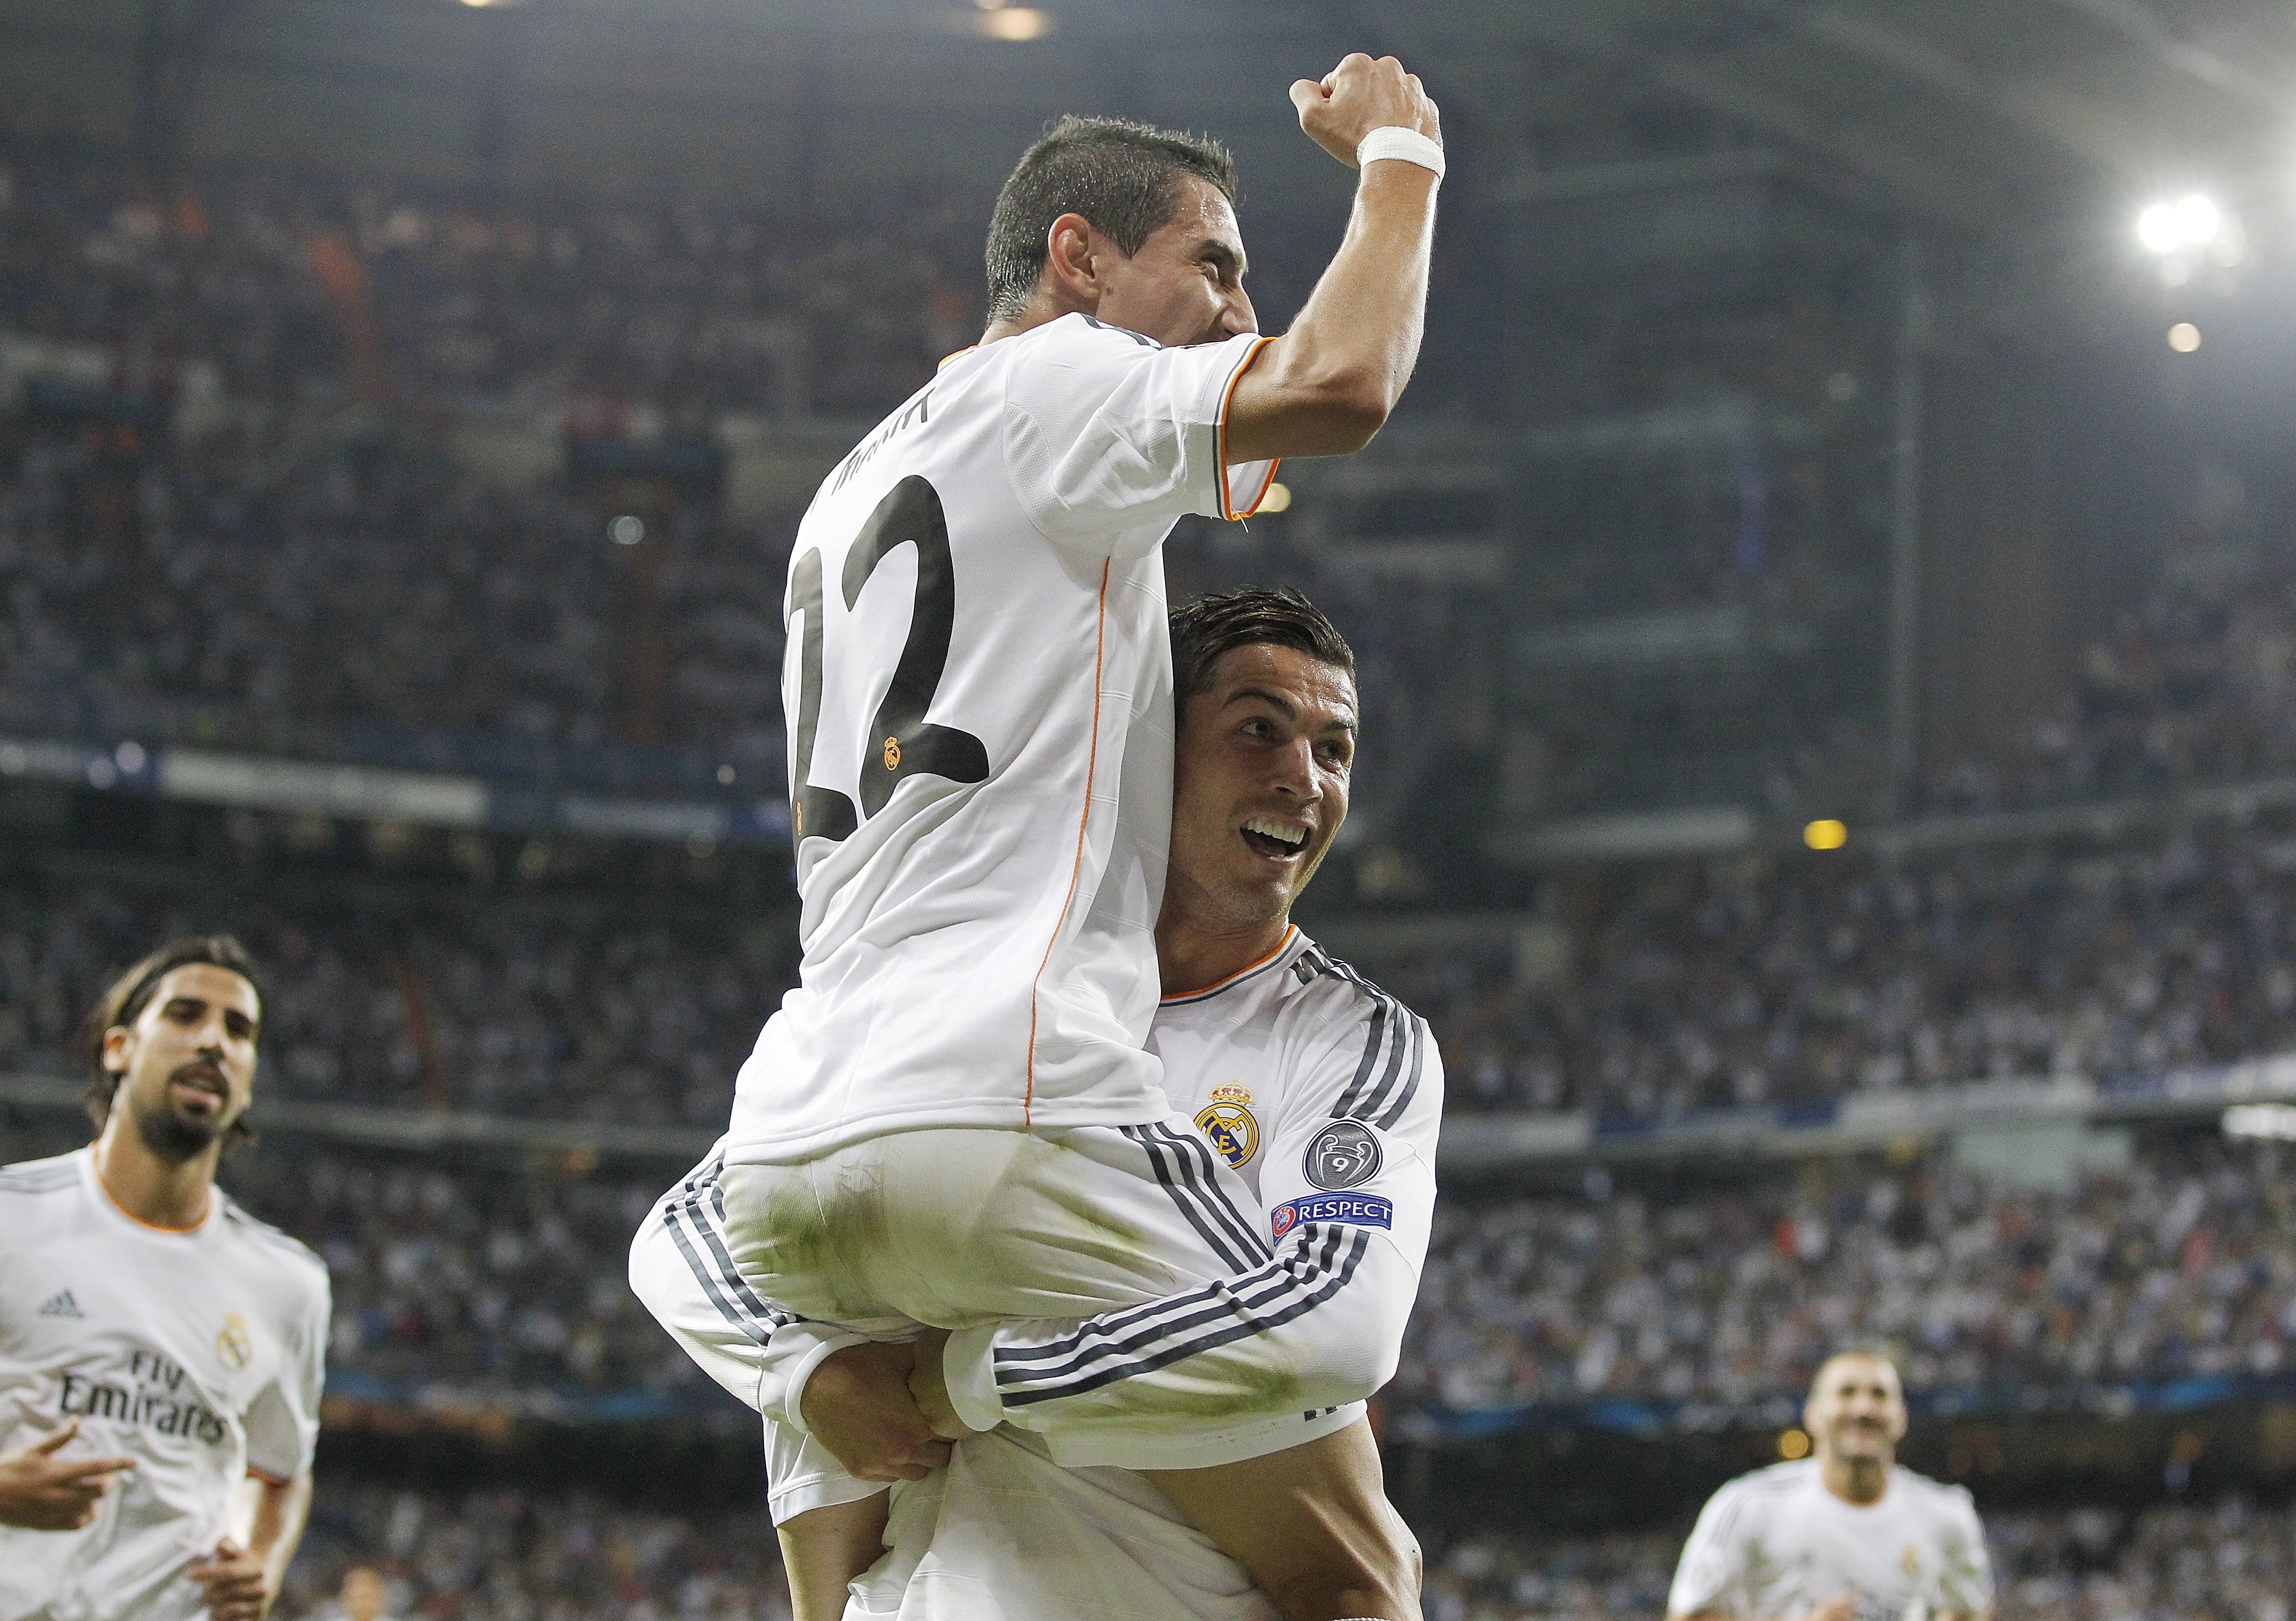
left=0, top=886, right=792, bottom=1126
left=277, top=1484, right=792, bottom=1621
left=1419, top=1495, right=2296, bottom=1621
left=1, top=1105, right=2283, bottom=1418
left=1, top=148, right=979, bottom=417
left=1400, top=1137, right=2295, bottom=1413
left=1919, top=545, right=2296, bottom=818
left=1411, top=827, right=2296, bottom=1117
left=8, top=822, right=2296, bottom=1135
left=264, top=1483, right=2296, bottom=1621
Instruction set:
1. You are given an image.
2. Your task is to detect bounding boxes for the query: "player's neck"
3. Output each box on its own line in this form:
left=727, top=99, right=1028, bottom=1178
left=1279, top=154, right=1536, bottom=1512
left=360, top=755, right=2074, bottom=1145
left=1156, top=906, right=1293, bottom=997
left=91, top=1118, right=218, bottom=1232
left=980, top=284, right=1096, bottom=346
left=1819, top=1451, right=1890, bottom=1506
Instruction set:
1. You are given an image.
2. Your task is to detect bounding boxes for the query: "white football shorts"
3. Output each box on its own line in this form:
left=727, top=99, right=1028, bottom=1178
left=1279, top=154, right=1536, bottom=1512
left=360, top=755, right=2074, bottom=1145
left=845, top=1427, right=1279, bottom=1621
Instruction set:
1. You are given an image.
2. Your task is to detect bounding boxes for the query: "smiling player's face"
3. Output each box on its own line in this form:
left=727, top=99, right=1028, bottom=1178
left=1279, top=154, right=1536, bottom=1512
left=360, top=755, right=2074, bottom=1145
left=102, top=964, right=261, bottom=1160
left=1168, top=644, right=1356, bottom=932
left=1804, top=1353, right=1907, bottom=1466
left=1091, top=177, right=1259, bottom=350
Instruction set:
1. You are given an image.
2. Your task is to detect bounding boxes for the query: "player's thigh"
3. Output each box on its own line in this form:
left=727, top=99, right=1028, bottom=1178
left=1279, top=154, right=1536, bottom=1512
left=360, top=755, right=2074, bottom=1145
left=722, top=1120, right=1263, bottom=1328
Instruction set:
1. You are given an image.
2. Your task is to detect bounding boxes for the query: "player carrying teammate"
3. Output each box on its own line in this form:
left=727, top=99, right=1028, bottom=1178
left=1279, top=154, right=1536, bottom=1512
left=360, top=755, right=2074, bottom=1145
left=635, top=54, right=1443, bottom=1621
left=0, top=937, right=330, bottom=1621
left=638, top=589, right=1443, bottom=1619
left=1667, top=1351, right=1994, bottom=1621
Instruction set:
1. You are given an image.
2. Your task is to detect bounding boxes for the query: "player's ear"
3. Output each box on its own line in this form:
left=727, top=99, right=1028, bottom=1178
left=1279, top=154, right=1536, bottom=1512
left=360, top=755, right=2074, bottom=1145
left=1042, top=213, right=1103, bottom=300
left=100, top=1024, right=132, bottom=1075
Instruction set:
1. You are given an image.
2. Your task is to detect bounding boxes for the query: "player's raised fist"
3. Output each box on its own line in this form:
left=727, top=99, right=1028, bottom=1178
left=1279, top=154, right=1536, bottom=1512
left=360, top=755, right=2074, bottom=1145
left=1290, top=53, right=1441, bottom=167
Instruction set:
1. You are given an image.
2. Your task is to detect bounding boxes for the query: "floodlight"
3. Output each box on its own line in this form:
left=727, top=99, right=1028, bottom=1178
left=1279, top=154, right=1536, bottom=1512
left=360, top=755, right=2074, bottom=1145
left=2225, top=1103, right=2296, bottom=1140
left=2137, top=204, right=2181, bottom=254
left=2172, top=194, right=2220, bottom=243
left=2167, top=322, right=2201, bottom=353
left=977, top=6, right=1051, bottom=38
left=2137, top=194, right=2224, bottom=255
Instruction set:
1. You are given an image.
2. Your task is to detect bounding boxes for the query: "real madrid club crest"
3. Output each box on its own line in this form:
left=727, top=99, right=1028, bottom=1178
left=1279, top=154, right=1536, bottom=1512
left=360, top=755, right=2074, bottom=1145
left=1195, top=1083, right=1260, bottom=1169
left=216, top=1313, right=252, bottom=1372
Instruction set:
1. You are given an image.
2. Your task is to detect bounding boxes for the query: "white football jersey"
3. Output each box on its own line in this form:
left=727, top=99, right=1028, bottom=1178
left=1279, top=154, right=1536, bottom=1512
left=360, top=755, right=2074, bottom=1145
left=0, top=1151, right=330, bottom=1621
left=725, top=925, right=1441, bottom=1526
left=726, top=314, right=1278, bottom=1162
left=942, top=925, right=1441, bottom=1463
left=1668, top=1461, right=1994, bottom=1621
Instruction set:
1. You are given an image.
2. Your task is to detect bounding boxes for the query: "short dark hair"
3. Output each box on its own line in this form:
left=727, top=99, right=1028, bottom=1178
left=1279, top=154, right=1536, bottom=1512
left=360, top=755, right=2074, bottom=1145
left=80, top=935, right=266, bottom=1142
left=985, top=115, right=1240, bottom=320
left=1170, top=587, right=1357, bottom=710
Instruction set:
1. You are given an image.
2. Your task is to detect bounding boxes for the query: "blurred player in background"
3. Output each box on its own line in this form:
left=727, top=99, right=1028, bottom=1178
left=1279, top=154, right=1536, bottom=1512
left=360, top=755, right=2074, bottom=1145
left=639, top=589, right=1443, bottom=1620
left=0, top=938, right=330, bottom=1621
left=1667, top=1351, right=1994, bottom=1621
left=637, top=49, right=1445, bottom=1621
left=322, top=1566, right=397, bottom=1621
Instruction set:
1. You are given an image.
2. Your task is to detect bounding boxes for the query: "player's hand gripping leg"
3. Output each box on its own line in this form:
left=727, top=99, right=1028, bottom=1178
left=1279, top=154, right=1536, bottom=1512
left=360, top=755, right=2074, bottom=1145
left=1144, top=1420, right=1422, bottom=1621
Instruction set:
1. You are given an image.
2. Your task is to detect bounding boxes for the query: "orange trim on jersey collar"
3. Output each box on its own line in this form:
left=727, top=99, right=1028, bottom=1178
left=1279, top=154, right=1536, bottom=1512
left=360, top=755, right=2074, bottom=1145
left=89, top=1151, right=212, bottom=1235
left=1162, top=925, right=1299, bottom=1003
left=936, top=346, right=979, bottom=368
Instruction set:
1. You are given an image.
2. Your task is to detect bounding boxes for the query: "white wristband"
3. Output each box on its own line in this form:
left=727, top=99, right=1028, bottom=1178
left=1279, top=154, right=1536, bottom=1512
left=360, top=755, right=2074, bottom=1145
left=1356, top=126, right=1445, bottom=180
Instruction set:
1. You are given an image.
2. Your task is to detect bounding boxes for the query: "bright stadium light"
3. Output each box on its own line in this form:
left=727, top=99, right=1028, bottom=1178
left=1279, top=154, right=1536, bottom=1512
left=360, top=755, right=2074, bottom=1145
left=2138, top=193, right=2223, bottom=254
left=2168, top=322, right=2202, bottom=353
left=2224, top=1103, right=2296, bottom=1140
left=1803, top=819, right=1848, bottom=851
left=1260, top=481, right=1293, bottom=513
left=2137, top=204, right=2180, bottom=253
left=976, top=6, right=1052, bottom=38
left=2173, top=194, right=2220, bottom=243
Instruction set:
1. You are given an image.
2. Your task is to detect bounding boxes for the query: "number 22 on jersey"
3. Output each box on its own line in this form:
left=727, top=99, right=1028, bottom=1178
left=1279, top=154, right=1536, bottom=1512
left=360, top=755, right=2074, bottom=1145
left=787, top=474, right=990, bottom=850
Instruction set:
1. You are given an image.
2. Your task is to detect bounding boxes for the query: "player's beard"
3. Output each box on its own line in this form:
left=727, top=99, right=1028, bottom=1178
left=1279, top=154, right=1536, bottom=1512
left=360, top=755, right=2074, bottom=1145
left=131, top=1064, right=229, bottom=1161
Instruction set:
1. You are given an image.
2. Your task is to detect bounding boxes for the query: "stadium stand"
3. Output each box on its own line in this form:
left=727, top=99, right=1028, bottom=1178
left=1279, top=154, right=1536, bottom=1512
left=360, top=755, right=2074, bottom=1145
left=3, top=1106, right=2284, bottom=1434
left=262, top=1485, right=2296, bottom=1621
left=1418, top=1497, right=2296, bottom=1621
left=276, top=1484, right=793, bottom=1621
left=10, top=822, right=2295, bottom=1129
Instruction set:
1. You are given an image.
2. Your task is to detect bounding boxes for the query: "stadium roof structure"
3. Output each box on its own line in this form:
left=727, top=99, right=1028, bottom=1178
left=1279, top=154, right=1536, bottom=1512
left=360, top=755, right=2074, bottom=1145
left=2, top=0, right=2291, bottom=241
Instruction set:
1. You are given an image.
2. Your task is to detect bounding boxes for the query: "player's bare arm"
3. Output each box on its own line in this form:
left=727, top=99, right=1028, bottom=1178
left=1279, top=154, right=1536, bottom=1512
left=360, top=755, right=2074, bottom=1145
left=1224, top=54, right=1442, bottom=463
left=778, top=1495, right=894, bottom=1621
left=0, top=1420, right=137, bottom=1531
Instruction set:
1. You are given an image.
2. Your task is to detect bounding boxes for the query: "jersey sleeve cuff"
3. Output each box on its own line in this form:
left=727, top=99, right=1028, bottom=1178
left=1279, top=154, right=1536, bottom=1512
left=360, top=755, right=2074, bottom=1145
left=767, top=1465, right=889, bottom=1528
left=771, top=1326, right=876, bottom=1437
left=1214, top=335, right=1280, bottom=521
left=244, top=1463, right=294, bottom=1486
left=944, top=1324, right=1005, bottom=1435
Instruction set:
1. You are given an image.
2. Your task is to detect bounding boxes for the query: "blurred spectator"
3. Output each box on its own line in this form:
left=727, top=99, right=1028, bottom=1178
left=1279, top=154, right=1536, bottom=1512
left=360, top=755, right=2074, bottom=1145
left=1401, top=1137, right=2296, bottom=1413
left=0, top=886, right=793, bottom=1126
left=1417, top=828, right=2296, bottom=1118
left=275, top=1484, right=789, bottom=1621
left=262, top=1483, right=2296, bottom=1621
left=1423, top=1496, right=2296, bottom=1621
left=6, top=1113, right=2288, bottom=1417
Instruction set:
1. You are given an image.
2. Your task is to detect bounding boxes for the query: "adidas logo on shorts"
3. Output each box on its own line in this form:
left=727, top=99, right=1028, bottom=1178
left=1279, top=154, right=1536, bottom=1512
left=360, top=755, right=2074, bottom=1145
left=38, top=1289, right=83, bottom=1319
